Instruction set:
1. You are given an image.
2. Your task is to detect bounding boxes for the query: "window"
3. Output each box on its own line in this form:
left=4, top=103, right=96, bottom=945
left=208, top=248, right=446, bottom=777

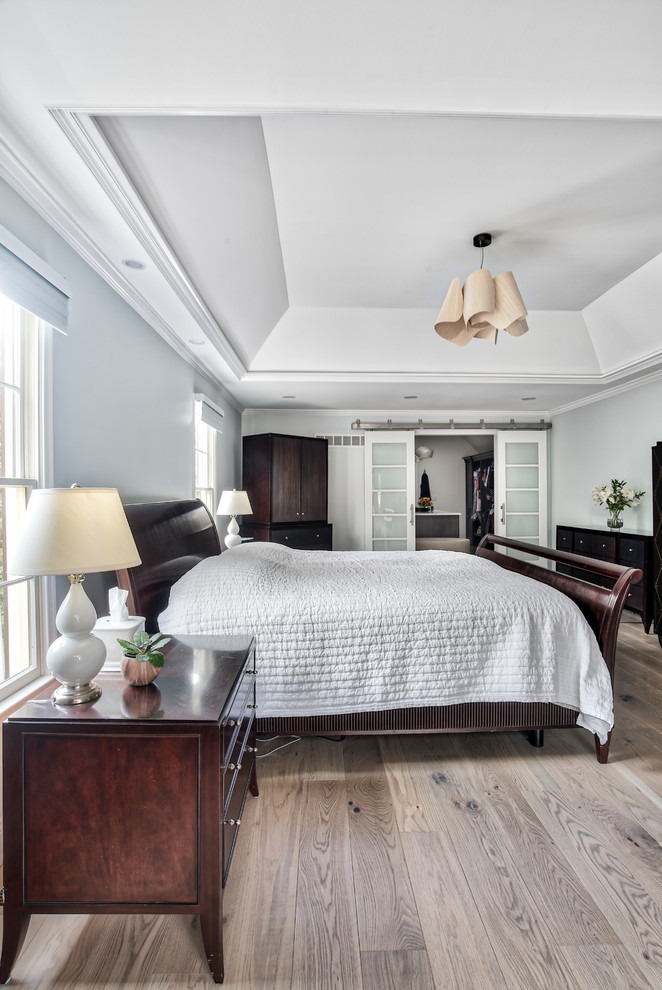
left=0, top=296, right=49, bottom=696
left=0, top=224, right=64, bottom=700
left=194, top=395, right=224, bottom=515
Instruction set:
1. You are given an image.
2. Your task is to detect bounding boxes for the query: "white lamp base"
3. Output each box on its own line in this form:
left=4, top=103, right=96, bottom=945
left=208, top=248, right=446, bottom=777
left=47, top=578, right=106, bottom=705
left=224, top=515, right=243, bottom=550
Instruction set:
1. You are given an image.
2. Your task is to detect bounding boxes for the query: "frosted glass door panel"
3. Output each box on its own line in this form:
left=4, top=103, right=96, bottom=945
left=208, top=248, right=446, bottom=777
left=372, top=442, right=407, bottom=465
left=372, top=466, right=407, bottom=490
left=505, top=442, right=538, bottom=464
left=495, top=430, right=548, bottom=555
left=364, top=432, right=415, bottom=551
left=505, top=466, right=539, bottom=488
left=505, top=515, right=540, bottom=539
left=372, top=491, right=408, bottom=514
left=506, top=490, right=539, bottom=512
left=373, top=516, right=408, bottom=539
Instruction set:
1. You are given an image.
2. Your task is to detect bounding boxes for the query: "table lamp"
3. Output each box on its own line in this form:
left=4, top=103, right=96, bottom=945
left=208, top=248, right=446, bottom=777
left=9, top=486, right=142, bottom=705
left=217, top=489, right=252, bottom=549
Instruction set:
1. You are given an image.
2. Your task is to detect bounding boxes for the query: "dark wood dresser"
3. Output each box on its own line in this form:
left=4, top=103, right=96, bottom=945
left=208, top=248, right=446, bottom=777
left=652, top=441, right=662, bottom=645
left=556, top=524, right=653, bottom=631
left=242, top=432, right=332, bottom=549
left=0, top=635, right=258, bottom=985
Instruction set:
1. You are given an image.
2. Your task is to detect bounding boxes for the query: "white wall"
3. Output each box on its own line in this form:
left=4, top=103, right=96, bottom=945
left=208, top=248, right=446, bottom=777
left=1, top=176, right=243, bottom=612
left=550, top=381, right=662, bottom=535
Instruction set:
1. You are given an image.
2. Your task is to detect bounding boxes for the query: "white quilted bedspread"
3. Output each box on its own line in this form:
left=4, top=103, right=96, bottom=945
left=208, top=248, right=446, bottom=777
left=158, top=543, right=614, bottom=742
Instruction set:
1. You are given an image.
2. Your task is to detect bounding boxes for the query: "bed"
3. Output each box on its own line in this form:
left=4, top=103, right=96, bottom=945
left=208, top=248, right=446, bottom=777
left=115, top=498, right=643, bottom=763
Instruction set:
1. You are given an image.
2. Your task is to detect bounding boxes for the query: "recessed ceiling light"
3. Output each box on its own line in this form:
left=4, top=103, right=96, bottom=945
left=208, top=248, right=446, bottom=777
left=404, top=395, right=418, bottom=399
left=122, top=259, right=146, bottom=270
left=188, top=339, right=205, bottom=346
left=521, top=396, right=537, bottom=401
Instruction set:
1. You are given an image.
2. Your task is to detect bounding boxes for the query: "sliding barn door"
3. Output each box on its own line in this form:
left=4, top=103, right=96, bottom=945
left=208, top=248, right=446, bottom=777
left=495, top=431, right=549, bottom=550
left=364, top=432, right=415, bottom=551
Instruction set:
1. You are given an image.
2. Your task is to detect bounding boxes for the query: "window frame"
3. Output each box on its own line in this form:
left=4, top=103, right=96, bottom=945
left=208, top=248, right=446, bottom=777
left=0, top=297, right=53, bottom=701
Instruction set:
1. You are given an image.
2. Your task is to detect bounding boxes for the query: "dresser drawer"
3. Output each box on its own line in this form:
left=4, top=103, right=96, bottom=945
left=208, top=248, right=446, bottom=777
left=556, top=528, right=573, bottom=552
left=222, top=755, right=254, bottom=885
left=619, top=536, right=647, bottom=569
left=270, top=526, right=332, bottom=550
left=573, top=531, right=616, bottom=560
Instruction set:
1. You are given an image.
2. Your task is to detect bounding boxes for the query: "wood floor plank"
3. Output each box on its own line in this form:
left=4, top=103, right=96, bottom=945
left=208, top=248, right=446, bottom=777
left=402, top=829, right=509, bottom=990
left=360, top=949, right=435, bottom=990
left=291, top=780, right=363, bottom=990
left=560, top=942, right=657, bottom=990
left=525, top=786, right=662, bottom=985
left=223, top=743, right=302, bottom=989
left=420, top=774, right=579, bottom=989
left=453, top=742, right=621, bottom=947
left=343, top=735, right=425, bottom=951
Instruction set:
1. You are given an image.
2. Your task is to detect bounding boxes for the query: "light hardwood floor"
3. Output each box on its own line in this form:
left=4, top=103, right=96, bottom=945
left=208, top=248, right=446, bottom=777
left=3, top=616, right=662, bottom=989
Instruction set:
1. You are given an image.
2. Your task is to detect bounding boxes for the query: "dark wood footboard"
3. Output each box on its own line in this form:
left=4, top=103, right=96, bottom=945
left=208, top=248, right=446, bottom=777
left=116, top=500, right=642, bottom=763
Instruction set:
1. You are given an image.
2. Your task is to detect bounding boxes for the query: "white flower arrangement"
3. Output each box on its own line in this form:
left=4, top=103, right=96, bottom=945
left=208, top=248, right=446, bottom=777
left=592, top=479, right=645, bottom=513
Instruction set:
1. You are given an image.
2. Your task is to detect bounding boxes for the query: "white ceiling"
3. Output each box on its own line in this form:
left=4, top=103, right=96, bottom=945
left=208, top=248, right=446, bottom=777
left=1, top=0, right=662, bottom=415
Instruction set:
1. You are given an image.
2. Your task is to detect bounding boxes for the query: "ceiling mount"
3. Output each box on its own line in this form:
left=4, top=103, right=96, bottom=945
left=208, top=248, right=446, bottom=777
left=473, top=233, right=492, bottom=249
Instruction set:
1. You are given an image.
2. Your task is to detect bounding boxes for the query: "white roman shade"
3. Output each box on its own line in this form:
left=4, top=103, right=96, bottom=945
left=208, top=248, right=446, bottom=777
left=0, top=225, right=69, bottom=334
left=195, top=394, right=224, bottom=433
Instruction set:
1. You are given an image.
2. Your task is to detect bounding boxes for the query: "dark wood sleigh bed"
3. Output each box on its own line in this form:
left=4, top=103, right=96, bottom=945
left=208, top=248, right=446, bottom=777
left=116, top=498, right=643, bottom=763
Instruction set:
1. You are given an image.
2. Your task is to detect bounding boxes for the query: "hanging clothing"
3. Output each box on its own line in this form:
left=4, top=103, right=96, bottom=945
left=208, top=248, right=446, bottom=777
left=420, top=470, right=431, bottom=500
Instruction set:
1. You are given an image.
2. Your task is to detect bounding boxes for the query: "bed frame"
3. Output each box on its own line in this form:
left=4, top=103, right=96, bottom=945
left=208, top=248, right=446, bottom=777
left=116, top=499, right=643, bottom=763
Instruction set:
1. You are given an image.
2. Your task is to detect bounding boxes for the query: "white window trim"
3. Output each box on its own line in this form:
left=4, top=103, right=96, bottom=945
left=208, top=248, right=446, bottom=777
left=0, top=300, right=54, bottom=702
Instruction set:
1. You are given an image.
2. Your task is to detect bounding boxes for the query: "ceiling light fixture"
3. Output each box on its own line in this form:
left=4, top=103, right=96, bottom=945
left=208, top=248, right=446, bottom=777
left=122, top=259, right=146, bottom=270
left=434, top=233, right=529, bottom=347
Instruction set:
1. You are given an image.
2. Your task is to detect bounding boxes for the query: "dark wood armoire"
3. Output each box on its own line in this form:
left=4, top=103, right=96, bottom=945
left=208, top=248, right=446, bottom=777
left=652, top=441, right=662, bottom=644
left=241, top=433, right=333, bottom=550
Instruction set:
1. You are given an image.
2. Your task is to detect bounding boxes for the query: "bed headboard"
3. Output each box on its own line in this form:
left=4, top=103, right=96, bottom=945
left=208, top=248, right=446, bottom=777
left=116, top=498, right=221, bottom=631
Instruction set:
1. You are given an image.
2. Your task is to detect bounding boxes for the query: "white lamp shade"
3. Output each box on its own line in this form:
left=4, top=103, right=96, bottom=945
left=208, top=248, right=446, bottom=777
left=9, top=487, right=141, bottom=577
left=217, top=489, right=253, bottom=516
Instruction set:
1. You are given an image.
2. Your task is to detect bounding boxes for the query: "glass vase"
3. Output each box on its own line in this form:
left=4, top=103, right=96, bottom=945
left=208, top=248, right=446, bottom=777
left=607, top=509, right=623, bottom=529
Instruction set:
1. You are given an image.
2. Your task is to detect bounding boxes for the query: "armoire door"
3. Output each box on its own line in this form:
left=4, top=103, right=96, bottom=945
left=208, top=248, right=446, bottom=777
left=495, top=431, right=548, bottom=550
left=300, top=438, right=328, bottom=522
left=364, top=432, right=415, bottom=550
left=271, top=435, right=301, bottom=523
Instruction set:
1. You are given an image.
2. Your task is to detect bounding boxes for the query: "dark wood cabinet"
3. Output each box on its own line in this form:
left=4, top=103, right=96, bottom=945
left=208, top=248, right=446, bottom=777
left=556, top=524, right=653, bottom=631
left=0, top=636, right=258, bottom=985
left=652, top=442, right=662, bottom=644
left=242, top=432, right=332, bottom=549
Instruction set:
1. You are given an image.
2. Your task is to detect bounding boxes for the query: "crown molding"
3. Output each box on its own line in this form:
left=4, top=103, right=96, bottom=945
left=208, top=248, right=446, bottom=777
left=241, top=369, right=600, bottom=385
left=0, top=131, right=243, bottom=411
left=551, top=364, right=662, bottom=416
left=49, top=108, right=246, bottom=380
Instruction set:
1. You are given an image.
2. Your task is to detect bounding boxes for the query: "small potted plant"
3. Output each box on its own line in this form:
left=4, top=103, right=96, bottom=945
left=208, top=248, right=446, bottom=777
left=117, top=631, right=170, bottom=686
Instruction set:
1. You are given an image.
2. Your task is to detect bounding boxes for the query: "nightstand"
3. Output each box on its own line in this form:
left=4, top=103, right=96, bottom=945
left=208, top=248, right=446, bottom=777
left=0, top=635, right=258, bottom=985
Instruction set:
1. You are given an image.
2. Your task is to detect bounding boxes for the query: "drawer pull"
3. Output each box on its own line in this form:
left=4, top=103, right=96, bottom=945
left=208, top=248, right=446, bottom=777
left=248, top=703, right=259, bottom=709
left=227, top=762, right=242, bottom=771
left=223, top=818, right=241, bottom=827
left=245, top=745, right=257, bottom=753
left=246, top=669, right=257, bottom=675
left=227, top=719, right=236, bottom=727
left=628, top=547, right=634, bottom=552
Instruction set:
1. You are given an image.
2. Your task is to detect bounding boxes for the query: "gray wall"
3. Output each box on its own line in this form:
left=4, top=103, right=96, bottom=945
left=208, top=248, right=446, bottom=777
left=550, top=381, right=661, bottom=536
left=1, top=177, right=242, bottom=614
